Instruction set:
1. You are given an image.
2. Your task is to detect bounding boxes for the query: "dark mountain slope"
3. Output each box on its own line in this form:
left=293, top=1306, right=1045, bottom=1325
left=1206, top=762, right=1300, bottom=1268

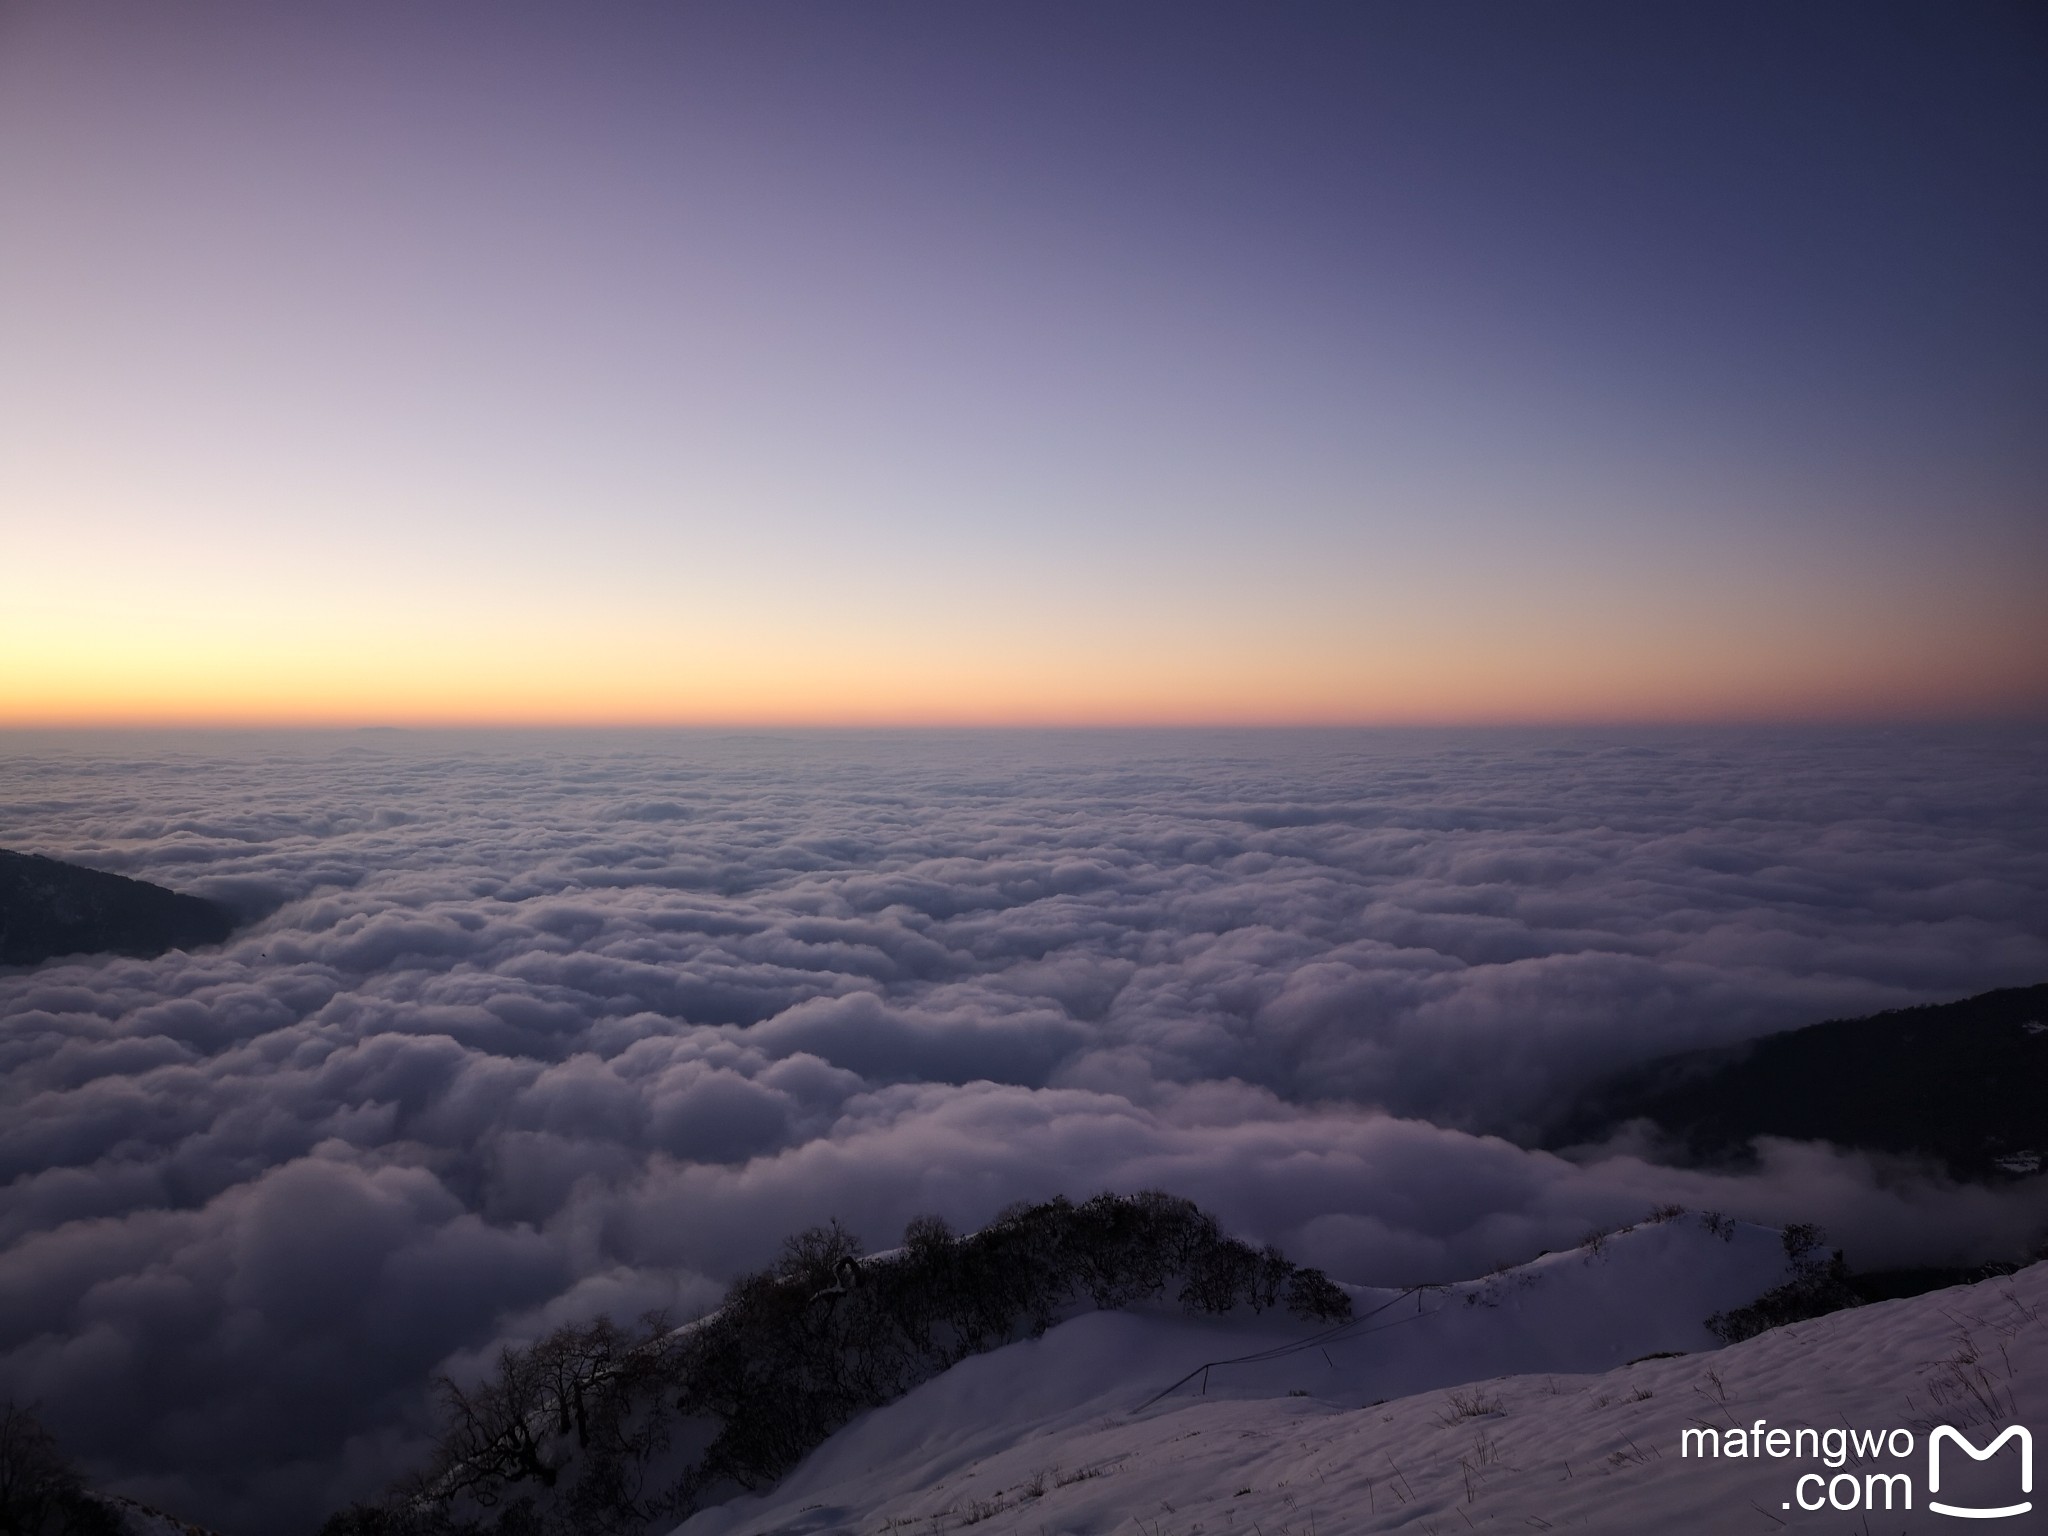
left=0, top=849, right=236, bottom=966
left=1549, top=983, right=2048, bottom=1182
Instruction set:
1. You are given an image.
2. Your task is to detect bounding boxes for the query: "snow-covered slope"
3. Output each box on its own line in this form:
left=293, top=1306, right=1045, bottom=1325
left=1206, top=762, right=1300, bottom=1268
left=90, top=1492, right=230, bottom=1536
left=664, top=1216, right=2048, bottom=1535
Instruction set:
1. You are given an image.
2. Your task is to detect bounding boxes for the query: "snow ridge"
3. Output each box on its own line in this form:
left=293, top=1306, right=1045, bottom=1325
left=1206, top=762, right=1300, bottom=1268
left=680, top=1220, right=2047, bottom=1535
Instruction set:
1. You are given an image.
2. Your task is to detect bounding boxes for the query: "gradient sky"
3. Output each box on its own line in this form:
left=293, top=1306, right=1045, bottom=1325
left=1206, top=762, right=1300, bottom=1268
left=3, top=1, right=2043, bottom=725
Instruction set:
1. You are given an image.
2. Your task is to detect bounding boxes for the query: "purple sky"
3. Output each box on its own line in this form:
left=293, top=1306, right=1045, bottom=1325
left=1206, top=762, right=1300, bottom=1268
left=3, top=1, right=2044, bottom=722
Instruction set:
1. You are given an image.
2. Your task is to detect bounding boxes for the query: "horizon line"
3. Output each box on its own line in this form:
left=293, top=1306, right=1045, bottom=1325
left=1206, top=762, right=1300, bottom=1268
left=5, top=708, right=2044, bottom=734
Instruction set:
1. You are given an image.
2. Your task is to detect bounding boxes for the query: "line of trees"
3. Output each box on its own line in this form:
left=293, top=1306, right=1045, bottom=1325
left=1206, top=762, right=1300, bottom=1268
left=322, top=1191, right=1352, bottom=1536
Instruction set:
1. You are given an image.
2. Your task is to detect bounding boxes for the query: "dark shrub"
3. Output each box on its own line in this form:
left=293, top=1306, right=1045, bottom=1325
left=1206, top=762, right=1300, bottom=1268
left=1706, top=1223, right=1861, bottom=1343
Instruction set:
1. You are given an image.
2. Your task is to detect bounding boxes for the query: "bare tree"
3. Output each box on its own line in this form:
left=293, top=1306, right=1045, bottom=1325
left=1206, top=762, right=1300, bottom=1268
left=0, top=1404, right=120, bottom=1536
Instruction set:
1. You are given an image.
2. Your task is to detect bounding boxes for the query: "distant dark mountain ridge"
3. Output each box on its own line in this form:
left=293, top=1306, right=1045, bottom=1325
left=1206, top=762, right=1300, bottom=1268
left=0, top=848, right=235, bottom=966
left=1550, top=983, right=2048, bottom=1182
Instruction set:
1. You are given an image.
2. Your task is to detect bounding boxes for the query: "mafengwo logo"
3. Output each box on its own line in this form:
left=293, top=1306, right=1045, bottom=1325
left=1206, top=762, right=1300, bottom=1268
left=1681, top=1421, right=2033, bottom=1518
left=1929, top=1425, right=2032, bottom=1520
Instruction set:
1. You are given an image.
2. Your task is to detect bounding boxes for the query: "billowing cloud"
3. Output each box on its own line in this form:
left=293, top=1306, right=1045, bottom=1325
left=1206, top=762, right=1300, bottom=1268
left=1, top=726, right=2045, bottom=1531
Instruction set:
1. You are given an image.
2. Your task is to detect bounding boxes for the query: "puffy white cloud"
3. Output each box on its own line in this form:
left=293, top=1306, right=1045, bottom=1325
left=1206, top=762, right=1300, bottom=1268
left=0, top=725, right=2044, bottom=1530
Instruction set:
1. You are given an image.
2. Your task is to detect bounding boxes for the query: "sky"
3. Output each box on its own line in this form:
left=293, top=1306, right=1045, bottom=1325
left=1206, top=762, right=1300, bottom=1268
left=3, top=1, right=2044, bottom=726
left=3, top=726, right=2046, bottom=1528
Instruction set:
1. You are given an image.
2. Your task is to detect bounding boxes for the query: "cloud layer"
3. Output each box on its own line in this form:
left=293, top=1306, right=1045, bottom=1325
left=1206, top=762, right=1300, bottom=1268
left=2, top=726, right=2045, bottom=1530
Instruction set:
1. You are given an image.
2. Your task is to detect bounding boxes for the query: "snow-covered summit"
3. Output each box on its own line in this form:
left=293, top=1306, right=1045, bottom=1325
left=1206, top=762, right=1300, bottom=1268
left=679, top=1212, right=2039, bottom=1534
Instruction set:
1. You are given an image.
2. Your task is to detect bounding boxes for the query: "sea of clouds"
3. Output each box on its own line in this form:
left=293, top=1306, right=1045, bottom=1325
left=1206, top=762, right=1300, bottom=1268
left=2, top=725, right=2046, bottom=1531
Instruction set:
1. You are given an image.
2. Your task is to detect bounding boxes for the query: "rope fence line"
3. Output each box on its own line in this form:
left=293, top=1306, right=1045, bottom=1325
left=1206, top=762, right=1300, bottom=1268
left=1130, top=1285, right=1454, bottom=1413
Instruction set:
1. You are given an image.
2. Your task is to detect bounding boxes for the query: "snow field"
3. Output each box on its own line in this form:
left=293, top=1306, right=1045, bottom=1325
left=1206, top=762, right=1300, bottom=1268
left=667, top=1217, right=2048, bottom=1533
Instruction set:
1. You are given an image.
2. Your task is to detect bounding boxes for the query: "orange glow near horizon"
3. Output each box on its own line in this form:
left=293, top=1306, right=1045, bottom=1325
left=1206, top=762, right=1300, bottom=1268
left=8, top=597, right=2044, bottom=730
left=7, top=1, right=2047, bottom=739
